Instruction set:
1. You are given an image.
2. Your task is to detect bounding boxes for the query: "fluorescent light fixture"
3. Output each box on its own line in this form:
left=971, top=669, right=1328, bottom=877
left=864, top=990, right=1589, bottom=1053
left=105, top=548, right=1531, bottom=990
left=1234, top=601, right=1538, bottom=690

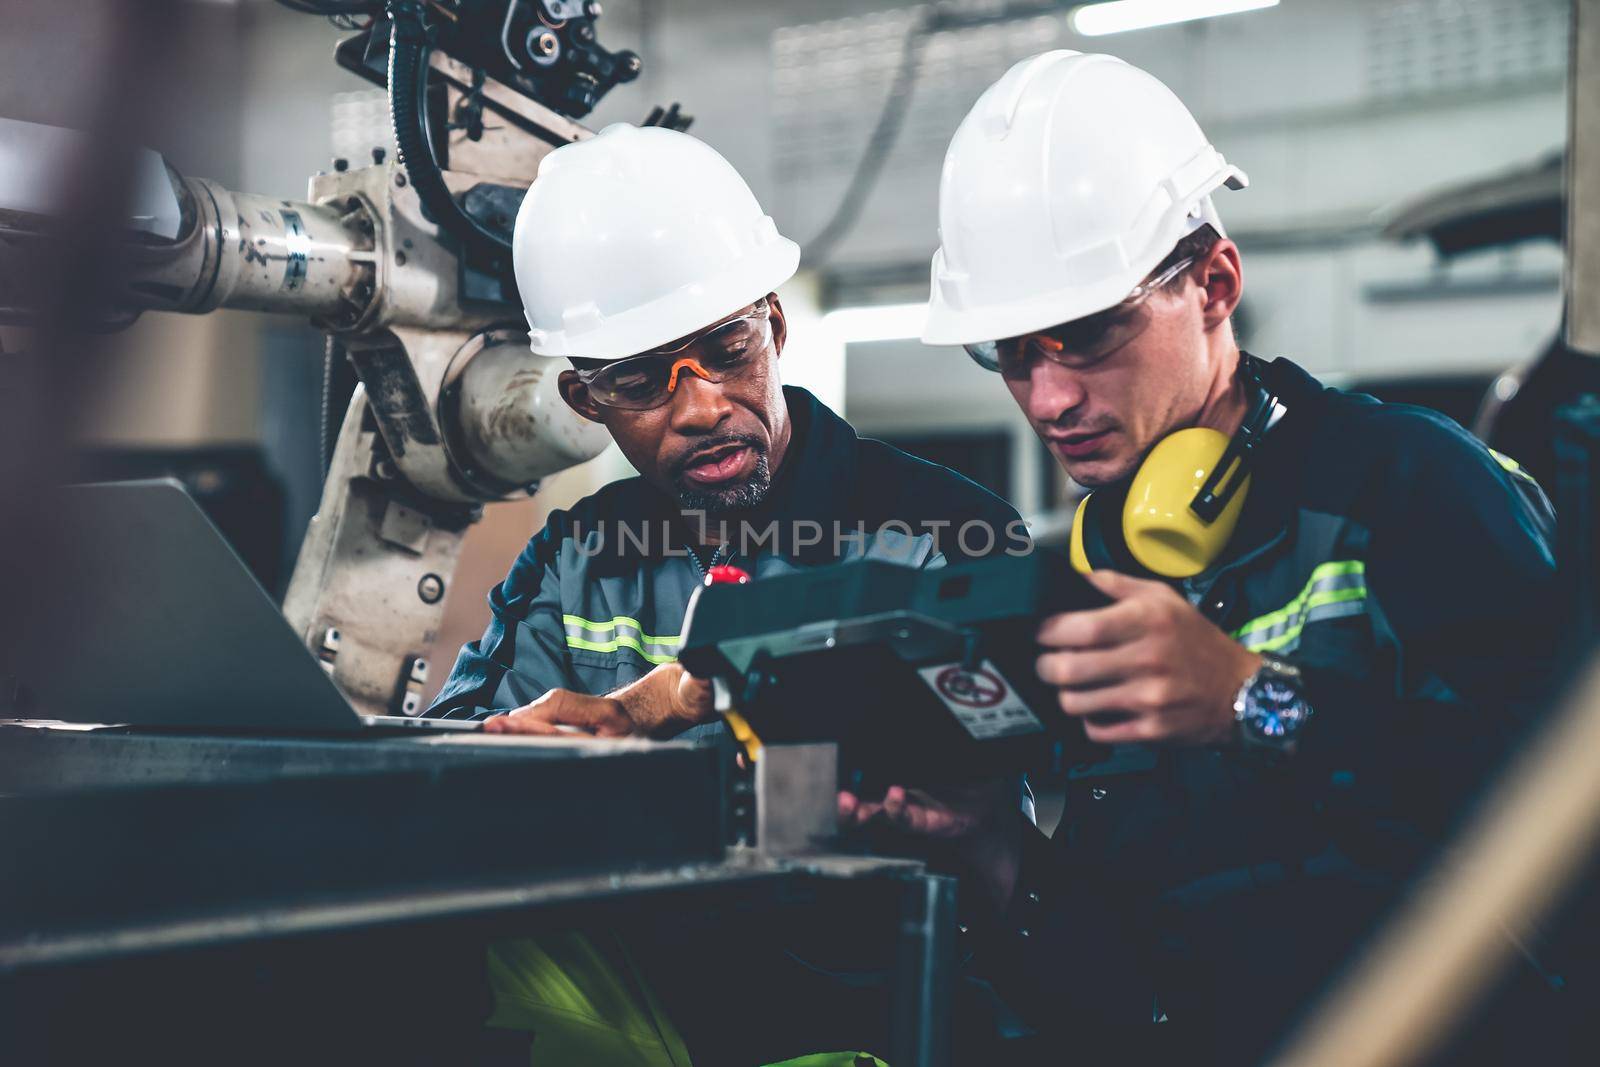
left=1069, top=0, right=1278, bottom=37
left=820, top=301, right=929, bottom=344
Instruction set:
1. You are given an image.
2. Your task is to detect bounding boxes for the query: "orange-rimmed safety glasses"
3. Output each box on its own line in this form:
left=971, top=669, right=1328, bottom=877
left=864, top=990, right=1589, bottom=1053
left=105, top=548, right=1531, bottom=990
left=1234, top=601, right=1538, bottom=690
left=964, top=255, right=1199, bottom=379
left=575, top=301, right=774, bottom=410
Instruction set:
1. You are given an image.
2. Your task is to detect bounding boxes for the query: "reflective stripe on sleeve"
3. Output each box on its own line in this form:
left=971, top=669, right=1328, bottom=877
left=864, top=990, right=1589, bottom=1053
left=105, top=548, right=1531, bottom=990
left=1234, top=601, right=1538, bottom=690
left=562, top=614, right=681, bottom=664
left=1231, top=560, right=1368, bottom=654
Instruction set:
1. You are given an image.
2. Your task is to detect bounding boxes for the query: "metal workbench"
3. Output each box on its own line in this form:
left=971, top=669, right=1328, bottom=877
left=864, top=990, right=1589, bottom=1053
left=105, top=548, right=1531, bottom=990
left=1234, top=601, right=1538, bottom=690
left=0, top=725, right=956, bottom=1065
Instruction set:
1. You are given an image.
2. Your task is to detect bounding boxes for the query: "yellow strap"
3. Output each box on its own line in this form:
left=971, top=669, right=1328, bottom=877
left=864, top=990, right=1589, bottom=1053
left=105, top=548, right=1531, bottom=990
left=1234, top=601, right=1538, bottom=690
left=722, top=709, right=763, bottom=762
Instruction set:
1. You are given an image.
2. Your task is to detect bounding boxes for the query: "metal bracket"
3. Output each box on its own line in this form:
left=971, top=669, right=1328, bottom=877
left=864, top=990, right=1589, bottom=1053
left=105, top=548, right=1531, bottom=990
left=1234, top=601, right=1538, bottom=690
left=754, top=742, right=838, bottom=856
left=317, top=627, right=341, bottom=677
left=959, top=628, right=983, bottom=673
left=378, top=500, right=432, bottom=555
left=398, top=656, right=430, bottom=716
left=282, top=387, right=472, bottom=718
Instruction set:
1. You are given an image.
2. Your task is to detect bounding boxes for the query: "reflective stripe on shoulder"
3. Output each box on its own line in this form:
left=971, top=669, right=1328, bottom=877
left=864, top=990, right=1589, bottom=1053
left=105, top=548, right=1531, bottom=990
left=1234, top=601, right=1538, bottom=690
left=1231, top=560, right=1368, bottom=654
left=563, top=615, right=681, bottom=664
left=1489, top=448, right=1540, bottom=485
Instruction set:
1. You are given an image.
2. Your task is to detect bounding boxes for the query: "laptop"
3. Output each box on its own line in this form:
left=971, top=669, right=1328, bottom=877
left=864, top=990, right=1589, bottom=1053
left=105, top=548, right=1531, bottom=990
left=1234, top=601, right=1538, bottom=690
left=11, top=479, right=480, bottom=735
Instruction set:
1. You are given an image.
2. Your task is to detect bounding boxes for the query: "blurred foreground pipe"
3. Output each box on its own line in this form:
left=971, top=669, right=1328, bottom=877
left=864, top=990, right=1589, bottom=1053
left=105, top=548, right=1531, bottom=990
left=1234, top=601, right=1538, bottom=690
left=1280, top=6, right=1600, bottom=1057
left=1269, top=647, right=1600, bottom=1067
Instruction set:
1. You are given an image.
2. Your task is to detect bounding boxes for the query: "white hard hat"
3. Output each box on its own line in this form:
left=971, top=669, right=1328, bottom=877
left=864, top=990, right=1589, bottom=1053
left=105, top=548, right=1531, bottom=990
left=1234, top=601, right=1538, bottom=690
left=922, top=51, right=1247, bottom=347
left=513, top=124, right=800, bottom=361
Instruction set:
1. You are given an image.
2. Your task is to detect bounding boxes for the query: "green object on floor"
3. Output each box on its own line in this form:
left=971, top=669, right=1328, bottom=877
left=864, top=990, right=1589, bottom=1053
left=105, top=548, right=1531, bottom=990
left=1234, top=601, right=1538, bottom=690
left=484, top=933, right=889, bottom=1067
left=486, top=933, right=692, bottom=1067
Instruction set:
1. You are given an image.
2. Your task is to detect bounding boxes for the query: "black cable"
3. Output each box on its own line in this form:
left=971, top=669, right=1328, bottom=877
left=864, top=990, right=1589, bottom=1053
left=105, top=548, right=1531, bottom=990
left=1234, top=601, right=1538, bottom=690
left=320, top=334, right=360, bottom=482
left=387, top=8, right=515, bottom=257
left=320, top=334, right=339, bottom=480
left=801, top=14, right=930, bottom=268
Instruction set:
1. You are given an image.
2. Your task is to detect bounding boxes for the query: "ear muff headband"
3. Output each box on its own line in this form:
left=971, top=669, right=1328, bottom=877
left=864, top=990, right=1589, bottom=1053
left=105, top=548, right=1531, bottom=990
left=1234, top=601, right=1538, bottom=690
left=1191, top=363, right=1276, bottom=521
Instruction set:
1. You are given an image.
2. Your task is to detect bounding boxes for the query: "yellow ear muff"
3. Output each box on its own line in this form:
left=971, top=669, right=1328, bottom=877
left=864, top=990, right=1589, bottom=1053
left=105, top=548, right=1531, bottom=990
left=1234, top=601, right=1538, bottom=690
left=1068, top=494, right=1094, bottom=574
left=1122, top=426, right=1251, bottom=578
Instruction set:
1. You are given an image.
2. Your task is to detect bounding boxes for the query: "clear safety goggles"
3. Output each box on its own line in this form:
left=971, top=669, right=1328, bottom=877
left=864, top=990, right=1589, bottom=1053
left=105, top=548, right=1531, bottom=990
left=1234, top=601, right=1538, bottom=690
left=964, top=255, right=1199, bottom=377
left=575, top=301, right=773, bottom=411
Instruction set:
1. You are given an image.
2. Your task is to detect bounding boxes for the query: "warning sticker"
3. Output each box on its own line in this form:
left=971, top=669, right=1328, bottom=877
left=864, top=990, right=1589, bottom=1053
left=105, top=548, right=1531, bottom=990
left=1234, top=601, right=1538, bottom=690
left=917, top=659, right=1045, bottom=740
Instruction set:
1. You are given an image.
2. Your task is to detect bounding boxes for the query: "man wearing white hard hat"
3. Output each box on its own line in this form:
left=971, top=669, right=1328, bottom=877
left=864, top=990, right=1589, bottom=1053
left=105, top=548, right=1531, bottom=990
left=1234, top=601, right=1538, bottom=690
left=842, top=51, right=1563, bottom=1059
left=429, top=124, right=1020, bottom=737
left=423, top=124, right=1024, bottom=1063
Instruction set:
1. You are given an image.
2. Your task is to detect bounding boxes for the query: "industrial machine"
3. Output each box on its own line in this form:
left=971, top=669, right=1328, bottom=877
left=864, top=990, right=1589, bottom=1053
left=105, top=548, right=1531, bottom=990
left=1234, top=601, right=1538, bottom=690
left=2, top=0, right=681, bottom=719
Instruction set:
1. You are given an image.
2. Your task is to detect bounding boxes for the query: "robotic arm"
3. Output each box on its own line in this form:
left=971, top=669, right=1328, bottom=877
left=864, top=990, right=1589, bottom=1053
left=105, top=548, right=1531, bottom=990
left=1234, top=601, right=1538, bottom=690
left=1, top=0, right=685, bottom=717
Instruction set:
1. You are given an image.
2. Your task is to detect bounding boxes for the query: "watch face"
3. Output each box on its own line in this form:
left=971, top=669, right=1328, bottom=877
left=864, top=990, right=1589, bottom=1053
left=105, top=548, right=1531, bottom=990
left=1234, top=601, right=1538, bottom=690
left=1247, top=674, right=1310, bottom=740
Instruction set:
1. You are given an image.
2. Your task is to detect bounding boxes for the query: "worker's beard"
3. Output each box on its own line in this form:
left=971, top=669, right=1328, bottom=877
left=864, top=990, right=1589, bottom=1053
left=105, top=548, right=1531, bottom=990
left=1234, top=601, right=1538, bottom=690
left=671, top=438, right=773, bottom=515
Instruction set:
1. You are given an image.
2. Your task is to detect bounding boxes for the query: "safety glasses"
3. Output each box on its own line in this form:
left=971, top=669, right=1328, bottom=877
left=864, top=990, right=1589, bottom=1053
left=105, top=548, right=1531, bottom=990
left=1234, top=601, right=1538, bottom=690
left=965, top=255, right=1199, bottom=377
left=575, top=302, right=773, bottom=411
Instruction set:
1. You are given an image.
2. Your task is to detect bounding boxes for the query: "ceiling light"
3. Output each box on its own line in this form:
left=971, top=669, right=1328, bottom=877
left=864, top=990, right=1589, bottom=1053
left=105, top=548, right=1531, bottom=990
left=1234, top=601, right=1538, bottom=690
left=820, top=302, right=929, bottom=344
left=1069, top=0, right=1279, bottom=37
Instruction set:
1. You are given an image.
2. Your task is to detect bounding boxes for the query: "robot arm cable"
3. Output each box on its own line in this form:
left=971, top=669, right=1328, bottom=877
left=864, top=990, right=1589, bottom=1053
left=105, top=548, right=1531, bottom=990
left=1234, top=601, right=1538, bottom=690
left=387, top=5, right=516, bottom=258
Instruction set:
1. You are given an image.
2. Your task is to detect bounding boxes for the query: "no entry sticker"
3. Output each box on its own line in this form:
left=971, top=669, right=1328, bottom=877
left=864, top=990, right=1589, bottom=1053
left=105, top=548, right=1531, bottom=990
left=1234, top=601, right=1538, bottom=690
left=916, top=659, right=1045, bottom=740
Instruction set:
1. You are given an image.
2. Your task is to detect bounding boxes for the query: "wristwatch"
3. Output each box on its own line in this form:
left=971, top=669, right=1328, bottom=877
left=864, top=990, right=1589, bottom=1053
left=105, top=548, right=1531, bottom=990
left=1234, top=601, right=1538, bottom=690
left=1233, top=656, right=1313, bottom=752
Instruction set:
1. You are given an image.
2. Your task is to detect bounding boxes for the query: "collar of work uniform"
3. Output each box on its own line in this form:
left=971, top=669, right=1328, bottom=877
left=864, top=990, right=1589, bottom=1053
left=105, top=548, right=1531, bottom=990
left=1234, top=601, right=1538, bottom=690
left=625, top=385, right=864, bottom=566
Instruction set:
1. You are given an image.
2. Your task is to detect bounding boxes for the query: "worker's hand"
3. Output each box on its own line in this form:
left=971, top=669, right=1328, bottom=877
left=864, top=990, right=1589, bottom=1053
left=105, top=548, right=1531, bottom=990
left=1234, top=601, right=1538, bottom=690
left=666, top=663, right=716, bottom=731
left=1036, top=569, right=1261, bottom=746
left=838, top=780, right=1022, bottom=909
left=838, top=782, right=1001, bottom=837
left=608, top=661, right=715, bottom=738
left=483, top=663, right=715, bottom=739
left=483, top=687, right=634, bottom=737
